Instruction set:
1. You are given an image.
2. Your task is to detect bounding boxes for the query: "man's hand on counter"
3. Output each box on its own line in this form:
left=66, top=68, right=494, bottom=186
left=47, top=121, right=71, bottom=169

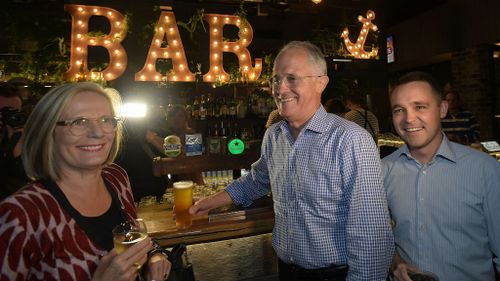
left=189, top=191, right=233, bottom=216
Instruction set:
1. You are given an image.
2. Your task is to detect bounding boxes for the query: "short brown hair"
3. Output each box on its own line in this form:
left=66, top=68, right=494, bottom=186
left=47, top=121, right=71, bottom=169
left=393, top=71, right=443, bottom=103
left=22, top=82, right=123, bottom=181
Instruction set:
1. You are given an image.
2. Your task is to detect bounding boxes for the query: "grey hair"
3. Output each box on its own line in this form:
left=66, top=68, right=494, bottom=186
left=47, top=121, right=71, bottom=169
left=274, top=41, right=327, bottom=75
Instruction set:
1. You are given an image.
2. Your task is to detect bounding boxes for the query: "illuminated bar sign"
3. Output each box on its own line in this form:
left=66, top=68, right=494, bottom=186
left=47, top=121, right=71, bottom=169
left=64, top=5, right=262, bottom=83
left=341, top=10, right=379, bottom=59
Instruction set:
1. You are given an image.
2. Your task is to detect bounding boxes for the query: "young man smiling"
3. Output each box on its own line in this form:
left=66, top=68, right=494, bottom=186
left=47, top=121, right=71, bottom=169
left=383, top=72, right=500, bottom=281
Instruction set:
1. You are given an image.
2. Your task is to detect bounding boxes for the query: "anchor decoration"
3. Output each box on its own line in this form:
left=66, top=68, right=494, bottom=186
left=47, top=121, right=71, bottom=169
left=341, top=10, right=379, bottom=59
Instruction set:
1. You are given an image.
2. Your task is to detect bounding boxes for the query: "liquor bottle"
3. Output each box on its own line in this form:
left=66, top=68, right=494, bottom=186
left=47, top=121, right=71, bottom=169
left=219, top=98, right=228, bottom=119
left=237, top=99, right=246, bottom=119
left=192, top=96, right=200, bottom=120
left=246, top=94, right=254, bottom=118
left=220, top=120, right=228, bottom=155
left=199, top=94, right=207, bottom=120
left=207, top=122, right=221, bottom=154
left=206, top=93, right=213, bottom=119
left=213, top=97, right=221, bottom=119
left=229, top=98, right=237, bottom=119
left=185, top=104, right=192, bottom=119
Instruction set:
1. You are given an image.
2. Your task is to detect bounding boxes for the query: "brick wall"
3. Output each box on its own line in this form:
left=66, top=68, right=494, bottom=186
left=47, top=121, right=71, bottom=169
left=450, top=45, right=494, bottom=140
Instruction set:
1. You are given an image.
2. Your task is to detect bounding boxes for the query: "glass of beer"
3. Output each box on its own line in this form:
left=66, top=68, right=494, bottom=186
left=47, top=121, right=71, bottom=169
left=173, top=180, right=194, bottom=229
left=112, top=218, right=148, bottom=254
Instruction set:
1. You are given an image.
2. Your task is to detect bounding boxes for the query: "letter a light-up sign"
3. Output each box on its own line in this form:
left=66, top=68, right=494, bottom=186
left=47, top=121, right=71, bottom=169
left=136, top=7, right=195, bottom=82
left=64, top=4, right=128, bottom=81
left=203, top=14, right=262, bottom=83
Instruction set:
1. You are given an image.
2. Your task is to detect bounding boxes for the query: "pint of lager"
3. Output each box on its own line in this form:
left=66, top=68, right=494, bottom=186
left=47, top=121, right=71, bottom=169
left=173, top=181, right=194, bottom=229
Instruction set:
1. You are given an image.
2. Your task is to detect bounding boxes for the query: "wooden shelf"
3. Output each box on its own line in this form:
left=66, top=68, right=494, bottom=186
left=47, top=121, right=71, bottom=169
left=152, top=142, right=261, bottom=176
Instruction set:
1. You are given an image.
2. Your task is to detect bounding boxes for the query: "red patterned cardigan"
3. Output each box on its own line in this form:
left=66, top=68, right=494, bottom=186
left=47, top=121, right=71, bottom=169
left=0, top=164, right=137, bottom=281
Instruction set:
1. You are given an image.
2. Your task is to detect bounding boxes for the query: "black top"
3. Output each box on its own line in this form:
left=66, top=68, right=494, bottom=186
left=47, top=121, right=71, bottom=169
left=43, top=178, right=126, bottom=251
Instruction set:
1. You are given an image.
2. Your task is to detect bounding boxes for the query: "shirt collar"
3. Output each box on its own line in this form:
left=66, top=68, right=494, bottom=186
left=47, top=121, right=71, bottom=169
left=275, top=105, right=329, bottom=135
left=398, top=133, right=457, bottom=164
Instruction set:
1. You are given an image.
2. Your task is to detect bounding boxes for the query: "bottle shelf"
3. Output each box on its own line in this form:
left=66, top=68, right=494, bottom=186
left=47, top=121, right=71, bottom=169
left=152, top=141, right=261, bottom=176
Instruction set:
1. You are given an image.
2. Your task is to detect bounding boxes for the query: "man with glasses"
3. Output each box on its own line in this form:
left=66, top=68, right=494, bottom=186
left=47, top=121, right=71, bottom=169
left=190, top=41, right=394, bottom=281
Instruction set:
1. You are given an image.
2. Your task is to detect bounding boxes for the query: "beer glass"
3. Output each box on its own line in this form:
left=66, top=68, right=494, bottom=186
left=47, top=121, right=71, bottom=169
left=173, top=180, right=194, bottom=229
left=112, top=218, right=148, bottom=254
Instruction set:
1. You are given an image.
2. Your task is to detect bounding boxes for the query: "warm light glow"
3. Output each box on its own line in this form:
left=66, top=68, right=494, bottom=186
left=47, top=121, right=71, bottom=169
left=135, top=9, right=195, bottom=82
left=311, top=0, right=322, bottom=3
left=341, top=9, right=379, bottom=59
left=203, top=13, right=262, bottom=82
left=67, top=6, right=263, bottom=83
left=64, top=4, right=128, bottom=81
left=121, top=102, right=147, bottom=118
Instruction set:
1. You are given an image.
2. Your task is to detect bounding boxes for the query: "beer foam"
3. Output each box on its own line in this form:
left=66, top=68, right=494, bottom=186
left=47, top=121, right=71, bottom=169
left=173, top=180, right=194, bottom=189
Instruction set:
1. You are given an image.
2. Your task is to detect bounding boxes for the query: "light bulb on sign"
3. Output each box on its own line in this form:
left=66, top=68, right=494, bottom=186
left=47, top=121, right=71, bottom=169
left=64, top=4, right=128, bottom=81
left=340, top=9, right=379, bottom=59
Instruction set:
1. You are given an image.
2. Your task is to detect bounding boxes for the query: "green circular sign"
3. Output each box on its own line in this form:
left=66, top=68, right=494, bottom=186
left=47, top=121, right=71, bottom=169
left=228, top=138, right=245, bottom=155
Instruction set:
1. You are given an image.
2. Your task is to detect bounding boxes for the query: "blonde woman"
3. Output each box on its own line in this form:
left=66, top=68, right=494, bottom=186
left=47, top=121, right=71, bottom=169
left=0, top=82, right=171, bottom=281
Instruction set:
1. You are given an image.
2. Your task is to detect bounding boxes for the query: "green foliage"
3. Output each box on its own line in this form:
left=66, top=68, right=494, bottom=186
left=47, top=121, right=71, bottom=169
left=177, top=9, right=206, bottom=41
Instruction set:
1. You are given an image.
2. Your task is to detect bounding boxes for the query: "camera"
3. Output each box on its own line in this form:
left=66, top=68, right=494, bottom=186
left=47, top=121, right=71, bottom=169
left=0, top=107, right=26, bottom=128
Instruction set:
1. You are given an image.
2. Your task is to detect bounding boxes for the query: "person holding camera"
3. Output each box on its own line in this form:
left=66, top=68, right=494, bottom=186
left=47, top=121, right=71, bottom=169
left=0, top=82, right=29, bottom=199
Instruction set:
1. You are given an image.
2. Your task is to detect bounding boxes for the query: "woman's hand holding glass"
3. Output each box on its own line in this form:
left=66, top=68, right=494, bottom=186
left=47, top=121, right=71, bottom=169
left=98, top=218, right=172, bottom=281
left=91, top=237, right=152, bottom=281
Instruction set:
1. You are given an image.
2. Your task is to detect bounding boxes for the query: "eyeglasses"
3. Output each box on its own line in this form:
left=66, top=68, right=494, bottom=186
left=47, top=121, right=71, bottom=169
left=56, top=116, right=121, bottom=136
left=270, top=74, right=325, bottom=91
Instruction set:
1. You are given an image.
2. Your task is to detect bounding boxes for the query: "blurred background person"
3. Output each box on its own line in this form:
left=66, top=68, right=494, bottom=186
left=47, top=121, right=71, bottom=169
left=344, top=93, right=379, bottom=142
left=0, top=82, right=29, bottom=199
left=441, top=88, right=480, bottom=145
left=143, top=104, right=203, bottom=185
left=323, top=97, right=346, bottom=117
left=117, top=113, right=169, bottom=202
left=265, top=108, right=283, bottom=128
left=0, top=82, right=170, bottom=281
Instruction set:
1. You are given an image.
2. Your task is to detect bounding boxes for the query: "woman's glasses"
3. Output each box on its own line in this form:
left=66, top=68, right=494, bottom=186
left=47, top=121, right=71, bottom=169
left=56, top=116, right=121, bottom=136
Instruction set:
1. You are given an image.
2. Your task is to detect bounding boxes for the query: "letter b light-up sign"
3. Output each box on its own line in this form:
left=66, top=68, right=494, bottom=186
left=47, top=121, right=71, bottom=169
left=64, top=5, right=128, bottom=81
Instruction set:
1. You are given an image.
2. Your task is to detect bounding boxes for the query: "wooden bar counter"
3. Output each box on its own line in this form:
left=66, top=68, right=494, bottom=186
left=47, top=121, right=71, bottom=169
left=137, top=198, right=274, bottom=248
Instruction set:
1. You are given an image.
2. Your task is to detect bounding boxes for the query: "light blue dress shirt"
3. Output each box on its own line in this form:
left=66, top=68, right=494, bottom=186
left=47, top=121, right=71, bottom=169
left=383, top=135, right=500, bottom=281
left=226, top=106, right=394, bottom=280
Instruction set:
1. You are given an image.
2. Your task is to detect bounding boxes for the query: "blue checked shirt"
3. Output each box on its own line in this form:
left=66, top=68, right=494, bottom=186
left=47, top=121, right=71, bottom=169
left=226, top=106, right=394, bottom=280
left=383, top=135, right=500, bottom=281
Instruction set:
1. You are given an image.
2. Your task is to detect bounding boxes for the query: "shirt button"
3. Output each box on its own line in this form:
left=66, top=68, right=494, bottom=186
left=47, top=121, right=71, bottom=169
left=422, top=170, right=427, bottom=175
left=420, top=225, right=425, bottom=230
left=420, top=197, right=424, bottom=201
